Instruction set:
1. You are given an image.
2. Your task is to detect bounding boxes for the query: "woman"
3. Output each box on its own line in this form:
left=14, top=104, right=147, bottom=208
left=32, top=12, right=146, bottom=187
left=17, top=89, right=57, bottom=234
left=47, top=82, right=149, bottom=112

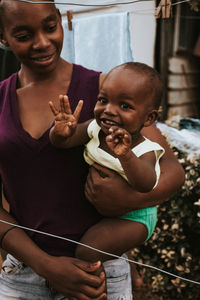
left=0, top=0, right=184, bottom=299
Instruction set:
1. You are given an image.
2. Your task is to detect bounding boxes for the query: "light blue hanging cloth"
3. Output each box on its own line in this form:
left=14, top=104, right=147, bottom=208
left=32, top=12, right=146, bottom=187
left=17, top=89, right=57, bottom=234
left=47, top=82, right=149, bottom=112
left=61, top=20, right=75, bottom=63
left=61, top=12, right=134, bottom=73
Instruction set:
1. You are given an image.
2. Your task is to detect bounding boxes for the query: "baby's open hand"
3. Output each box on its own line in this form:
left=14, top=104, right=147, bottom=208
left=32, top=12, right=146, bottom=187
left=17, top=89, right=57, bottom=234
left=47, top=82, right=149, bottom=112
left=49, top=95, right=83, bottom=138
left=106, top=126, right=132, bottom=157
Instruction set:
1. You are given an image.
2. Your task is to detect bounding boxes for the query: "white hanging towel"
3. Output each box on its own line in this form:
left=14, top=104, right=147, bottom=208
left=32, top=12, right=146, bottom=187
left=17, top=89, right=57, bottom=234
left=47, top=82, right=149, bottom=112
left=61, top=20, right=75, bottom=63
left=61, top=12, right=134, bottom=73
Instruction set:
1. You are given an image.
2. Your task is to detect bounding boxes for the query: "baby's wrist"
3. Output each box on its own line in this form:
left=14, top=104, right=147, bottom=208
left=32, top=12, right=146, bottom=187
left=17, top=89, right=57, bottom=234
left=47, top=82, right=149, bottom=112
left=117, top=148, right=132, bottom=160
left=49, top=127, right=67, bottom=146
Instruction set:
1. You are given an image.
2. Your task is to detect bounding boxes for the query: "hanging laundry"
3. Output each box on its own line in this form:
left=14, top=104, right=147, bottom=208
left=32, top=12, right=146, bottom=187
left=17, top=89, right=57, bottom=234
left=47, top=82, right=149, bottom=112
left=61, top=20, right=75, bottom=63
left=61, top=12, right=134, bottom=73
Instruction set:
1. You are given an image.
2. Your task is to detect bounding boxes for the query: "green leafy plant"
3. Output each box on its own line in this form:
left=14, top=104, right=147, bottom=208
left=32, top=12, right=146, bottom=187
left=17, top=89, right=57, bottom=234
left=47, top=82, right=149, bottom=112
left=189, top=0, right=200, bottom=11
left=132, top=150, right=200, bottom=299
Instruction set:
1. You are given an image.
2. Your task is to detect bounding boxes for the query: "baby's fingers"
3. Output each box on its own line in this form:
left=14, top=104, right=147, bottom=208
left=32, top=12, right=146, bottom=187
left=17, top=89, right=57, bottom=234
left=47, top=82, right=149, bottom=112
left=60, top=95, right=72, bottom=115
left=49, top=101, right=59, bottom=116
left=123, top=133, right=131, bottom=146
left=108, top=127, right=124, bottom=140
left=106, top=134, right=119, bottom=144
left=73, top=100, right=84, bottom=121
left=108, top=126, right=125, bottom=136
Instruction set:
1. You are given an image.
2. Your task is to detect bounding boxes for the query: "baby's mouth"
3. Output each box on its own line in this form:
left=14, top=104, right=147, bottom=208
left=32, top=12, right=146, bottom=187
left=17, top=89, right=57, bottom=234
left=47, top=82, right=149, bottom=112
left=100, top=118, right=120, bottom=126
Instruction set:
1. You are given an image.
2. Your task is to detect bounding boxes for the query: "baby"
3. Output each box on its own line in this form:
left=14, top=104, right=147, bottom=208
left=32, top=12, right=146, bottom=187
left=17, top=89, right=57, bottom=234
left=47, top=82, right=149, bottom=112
left=49, top=62, right=164, bottom=270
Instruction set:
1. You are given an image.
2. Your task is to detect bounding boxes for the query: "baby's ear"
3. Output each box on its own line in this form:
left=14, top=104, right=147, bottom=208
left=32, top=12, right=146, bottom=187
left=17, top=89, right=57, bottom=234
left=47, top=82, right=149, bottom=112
left=144, top=110, right=159, bottom=127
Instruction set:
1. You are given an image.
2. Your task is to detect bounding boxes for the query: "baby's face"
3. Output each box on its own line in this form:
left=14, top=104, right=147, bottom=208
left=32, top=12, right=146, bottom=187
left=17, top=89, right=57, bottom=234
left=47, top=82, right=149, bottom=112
left=94, top=67, right=155, bottom=135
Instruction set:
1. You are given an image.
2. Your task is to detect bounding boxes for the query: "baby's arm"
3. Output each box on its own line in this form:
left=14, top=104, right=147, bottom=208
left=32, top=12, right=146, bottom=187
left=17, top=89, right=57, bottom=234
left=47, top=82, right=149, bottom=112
left=49, top=95, right=90, bottom=148
left=106, top=126, right=156, bottom=192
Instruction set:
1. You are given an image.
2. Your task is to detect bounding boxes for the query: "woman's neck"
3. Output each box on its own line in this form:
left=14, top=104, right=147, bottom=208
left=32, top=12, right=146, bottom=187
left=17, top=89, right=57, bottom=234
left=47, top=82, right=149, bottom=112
left=18, top=58, right=70, bottom=87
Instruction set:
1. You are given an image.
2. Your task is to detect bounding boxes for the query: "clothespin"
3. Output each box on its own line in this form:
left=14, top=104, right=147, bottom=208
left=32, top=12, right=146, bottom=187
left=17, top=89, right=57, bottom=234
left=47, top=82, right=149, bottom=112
left=67, top=10, right=73, bottom=30
left=158, top=105, right=163, bottom=115
left=155, top=0, right=172, bottom=19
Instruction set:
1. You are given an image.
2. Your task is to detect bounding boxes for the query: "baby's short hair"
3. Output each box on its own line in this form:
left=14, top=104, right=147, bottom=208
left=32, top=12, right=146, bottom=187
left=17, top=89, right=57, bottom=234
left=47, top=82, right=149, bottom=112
left=111, top=62, right=163, bottom=110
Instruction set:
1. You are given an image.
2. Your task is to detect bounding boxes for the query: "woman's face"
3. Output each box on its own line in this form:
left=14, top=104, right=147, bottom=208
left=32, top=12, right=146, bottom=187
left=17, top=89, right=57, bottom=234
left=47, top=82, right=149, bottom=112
left=0, top=0, right=63, bottom=74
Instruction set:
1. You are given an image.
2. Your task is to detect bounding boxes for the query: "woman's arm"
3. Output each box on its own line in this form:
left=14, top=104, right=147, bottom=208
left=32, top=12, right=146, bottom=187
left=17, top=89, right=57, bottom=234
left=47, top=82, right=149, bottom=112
left=85, top=124, right=185, bottom=216
left=0, top=206, right=106, bottom=299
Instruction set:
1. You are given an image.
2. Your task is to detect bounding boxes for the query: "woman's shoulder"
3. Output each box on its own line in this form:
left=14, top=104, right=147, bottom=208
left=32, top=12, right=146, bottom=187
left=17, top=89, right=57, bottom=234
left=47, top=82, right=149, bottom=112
left=72, top=64, right=101, bottom=78
left=70, top=64, right=101, bottom=95
left=0, top=72, right=17, bottom=95
left=0, top=73, right=17, bottom=113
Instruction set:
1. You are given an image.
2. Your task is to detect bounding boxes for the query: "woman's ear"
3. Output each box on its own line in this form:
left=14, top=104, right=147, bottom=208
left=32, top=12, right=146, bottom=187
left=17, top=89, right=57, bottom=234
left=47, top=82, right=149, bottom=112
left=144, top=110, right=159, bottom=127
left=0, top=30, right=9, bottom=47
left=1, top=39, right=9, bottom=47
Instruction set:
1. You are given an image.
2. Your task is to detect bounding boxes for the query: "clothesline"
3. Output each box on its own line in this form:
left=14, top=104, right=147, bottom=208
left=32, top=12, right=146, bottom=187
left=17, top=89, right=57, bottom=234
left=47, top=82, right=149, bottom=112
left=0, top=219, right=199, bottom=286
left=15, top=0, right=196, bottom=18
left=16, top=0, right=191, bottom=8
left=15, top=0, right=157, bottom=6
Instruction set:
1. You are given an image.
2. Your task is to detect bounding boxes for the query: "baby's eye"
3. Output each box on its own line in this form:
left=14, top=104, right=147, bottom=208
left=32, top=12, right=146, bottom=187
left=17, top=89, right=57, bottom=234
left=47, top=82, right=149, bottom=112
left=121, top=103, right=133, bottom=110
left=98, top=97, right=108, bottom=105
left=46, top=23, right=57, bottom=33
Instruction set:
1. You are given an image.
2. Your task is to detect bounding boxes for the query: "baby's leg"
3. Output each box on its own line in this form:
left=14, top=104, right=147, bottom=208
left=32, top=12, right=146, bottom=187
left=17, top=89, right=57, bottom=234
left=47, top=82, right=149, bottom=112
left=76, top=218, right=148, bottom=264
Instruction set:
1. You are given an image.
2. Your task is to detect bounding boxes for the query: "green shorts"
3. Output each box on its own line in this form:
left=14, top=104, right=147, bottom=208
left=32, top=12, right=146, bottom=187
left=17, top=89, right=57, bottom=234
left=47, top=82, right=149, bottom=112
left=120, top=206, right=157, bottom=241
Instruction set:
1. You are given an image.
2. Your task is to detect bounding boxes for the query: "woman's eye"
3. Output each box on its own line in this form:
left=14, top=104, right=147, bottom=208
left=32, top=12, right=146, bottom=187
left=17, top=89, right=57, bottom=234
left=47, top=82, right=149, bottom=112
left=47, top=24, right=57, bottom=33
left=98, top=97, right=108, bottom=104
left=121, top=103, right=132, bottom=110
left=15, top=34, right=31, bottom=42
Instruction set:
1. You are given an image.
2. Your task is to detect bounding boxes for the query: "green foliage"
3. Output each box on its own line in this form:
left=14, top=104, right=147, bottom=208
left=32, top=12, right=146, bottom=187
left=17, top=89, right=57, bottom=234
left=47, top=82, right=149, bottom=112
left=132, top=150, right=200, bottom=299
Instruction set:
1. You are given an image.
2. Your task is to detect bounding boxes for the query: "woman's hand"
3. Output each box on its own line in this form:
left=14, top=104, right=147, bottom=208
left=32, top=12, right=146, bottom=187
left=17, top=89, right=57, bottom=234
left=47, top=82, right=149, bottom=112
left=0, top=208, right=106, bottom=300
left=85, top=163, right=134, bottom=216
left=40, top=256, right=106, bottom=299
left=85, top=159, right=185, bottom=217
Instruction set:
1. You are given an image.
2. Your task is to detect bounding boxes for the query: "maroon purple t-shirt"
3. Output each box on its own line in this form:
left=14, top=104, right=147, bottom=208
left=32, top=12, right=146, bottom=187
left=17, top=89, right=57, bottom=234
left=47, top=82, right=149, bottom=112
left=0, top=64, right=102, bottom=257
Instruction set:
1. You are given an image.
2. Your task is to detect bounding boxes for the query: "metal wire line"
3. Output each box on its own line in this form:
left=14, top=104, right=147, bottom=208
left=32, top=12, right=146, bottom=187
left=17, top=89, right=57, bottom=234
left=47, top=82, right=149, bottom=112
left=0, top=219, right=199, bottom=286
